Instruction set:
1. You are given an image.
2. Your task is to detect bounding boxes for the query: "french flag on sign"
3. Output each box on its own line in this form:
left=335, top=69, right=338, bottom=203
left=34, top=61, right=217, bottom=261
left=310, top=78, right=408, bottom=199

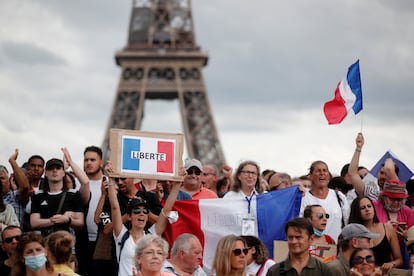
left=121, top=136, right=175, bottom=175
left=323, top=60, right=363, bottom=124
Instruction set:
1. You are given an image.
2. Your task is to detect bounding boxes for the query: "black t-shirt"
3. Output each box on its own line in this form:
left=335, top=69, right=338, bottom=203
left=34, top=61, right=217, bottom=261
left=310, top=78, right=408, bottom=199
left=31, top=189, right=84, bottom=234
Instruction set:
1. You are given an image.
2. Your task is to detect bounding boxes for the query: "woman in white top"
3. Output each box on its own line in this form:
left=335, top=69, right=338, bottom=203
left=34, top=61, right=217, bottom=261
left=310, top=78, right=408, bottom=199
left=224, top=161, right=265, bottom=199
left=105, top=161, right=181, bottom=276
left=300, top=160, right=349, bottom=242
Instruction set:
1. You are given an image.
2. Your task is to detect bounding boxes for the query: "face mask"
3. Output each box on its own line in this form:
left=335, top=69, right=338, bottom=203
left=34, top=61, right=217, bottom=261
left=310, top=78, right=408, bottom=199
left=25, top=253, right=47, bottom=271
left=313, top=228, right=325, bottom=237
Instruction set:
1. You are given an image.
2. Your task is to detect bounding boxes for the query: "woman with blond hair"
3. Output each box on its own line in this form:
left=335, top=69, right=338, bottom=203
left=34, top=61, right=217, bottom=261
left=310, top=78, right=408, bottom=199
left=46, top=230, right=79, bottom=276
left=212, top=235, right=248, bottom=276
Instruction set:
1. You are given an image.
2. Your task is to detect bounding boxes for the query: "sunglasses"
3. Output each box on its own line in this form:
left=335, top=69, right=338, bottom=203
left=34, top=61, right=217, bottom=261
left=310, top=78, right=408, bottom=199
left=3, top=235, right=21, bottom=244
left=232, top=248, right=249, bottom=256
left=352, top=255, right=375, bottom=265
left=186, top=169, right=201, bottom=176
left=114, top=177, right=127, bottom=182
left=131, top=208, right=149, bottom=215
left=316, top=213, right=330, bottom=219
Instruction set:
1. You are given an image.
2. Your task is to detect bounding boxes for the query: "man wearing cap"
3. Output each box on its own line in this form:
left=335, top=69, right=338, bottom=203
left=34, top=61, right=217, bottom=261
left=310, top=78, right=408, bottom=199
left=183, top=159, right=218, bottom=199
left=327, top=223, right=379, bottom=276
left=30, top=158, right=84, bottom=236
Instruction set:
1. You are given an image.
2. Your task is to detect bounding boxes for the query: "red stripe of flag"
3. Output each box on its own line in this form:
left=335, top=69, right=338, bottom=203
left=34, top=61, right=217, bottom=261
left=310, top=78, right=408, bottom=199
left=157, top=141, right=174, bottom=173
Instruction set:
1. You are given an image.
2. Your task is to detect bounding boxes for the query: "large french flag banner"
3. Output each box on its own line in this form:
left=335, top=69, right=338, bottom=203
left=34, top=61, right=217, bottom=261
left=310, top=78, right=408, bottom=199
left=121, top=135, right=175, bottom=176
left=323, top=60, right=363, bottom=124
left=164, top=186, right=302, bottom=273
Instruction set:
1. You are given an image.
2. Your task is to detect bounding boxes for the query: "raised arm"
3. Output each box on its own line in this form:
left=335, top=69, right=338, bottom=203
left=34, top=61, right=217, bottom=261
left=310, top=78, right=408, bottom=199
left=384, top=158, right=399, bottom=181
left=155, top=180, right=181, bottom=235
left=105, top=162, right=123, bottom=238
left=62, top=147, right=90, bottom=204
left=348, top=132, right=366, bottom=196
left=8, top=149, right=30, bottom=203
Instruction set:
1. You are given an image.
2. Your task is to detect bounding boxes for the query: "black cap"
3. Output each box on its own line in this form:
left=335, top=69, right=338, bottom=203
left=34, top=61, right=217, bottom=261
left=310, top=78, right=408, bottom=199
left=127, top=197, right=148, bottom=213
left=45, top=158, right=64, bottom=170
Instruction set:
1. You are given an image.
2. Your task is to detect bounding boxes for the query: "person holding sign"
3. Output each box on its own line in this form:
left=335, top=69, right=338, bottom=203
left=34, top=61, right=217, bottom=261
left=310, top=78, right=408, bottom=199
left=105, top=161, right=182, bottom=276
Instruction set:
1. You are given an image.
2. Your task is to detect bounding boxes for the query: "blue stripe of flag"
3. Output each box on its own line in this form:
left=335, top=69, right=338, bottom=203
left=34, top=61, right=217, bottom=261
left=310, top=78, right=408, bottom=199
left=256, top=186, right=302, bottom=258
left=122, top=138, right=140, bottom=171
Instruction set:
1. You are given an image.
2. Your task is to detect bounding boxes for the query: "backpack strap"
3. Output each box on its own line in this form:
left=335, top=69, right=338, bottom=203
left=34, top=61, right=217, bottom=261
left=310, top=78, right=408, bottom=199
left=256, top=259, right=271, bottom=276
left=118, top=231, right=130, bottom=263
left=335, top=190, right=345, bottom=228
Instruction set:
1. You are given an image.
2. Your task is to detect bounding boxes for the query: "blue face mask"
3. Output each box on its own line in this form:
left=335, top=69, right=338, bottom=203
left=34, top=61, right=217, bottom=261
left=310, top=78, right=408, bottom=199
left=313, top=228, right=326, bottom=237
left=25, top=253, right=47, bottom=271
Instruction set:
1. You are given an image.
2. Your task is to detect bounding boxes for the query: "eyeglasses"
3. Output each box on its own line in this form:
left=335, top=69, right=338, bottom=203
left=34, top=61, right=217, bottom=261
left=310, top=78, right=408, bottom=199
left=232, top=248, right=249, bottom=256
left=186, top=169, right=201, bottom=176
left=131, top=208, right=149, bottom=215
left=114, top=177, right=127, bottom=182
left=316, top=213, right=330, bottom=219
left=158, top=189, right=164, bottom=193
left=352, top=255, right=375, bottom=265
left=240, top=171, right=257, bottom=176
left=3, top=235, right=21, bottom=244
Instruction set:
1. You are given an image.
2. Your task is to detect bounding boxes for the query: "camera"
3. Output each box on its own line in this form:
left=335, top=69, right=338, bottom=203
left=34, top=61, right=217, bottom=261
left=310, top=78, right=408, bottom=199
left=99, top=212, right=111, bottom=226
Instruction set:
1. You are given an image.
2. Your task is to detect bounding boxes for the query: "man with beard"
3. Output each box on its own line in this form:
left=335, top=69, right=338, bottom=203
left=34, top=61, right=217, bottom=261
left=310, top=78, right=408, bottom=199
left=78, top=145, right=104, bottom=275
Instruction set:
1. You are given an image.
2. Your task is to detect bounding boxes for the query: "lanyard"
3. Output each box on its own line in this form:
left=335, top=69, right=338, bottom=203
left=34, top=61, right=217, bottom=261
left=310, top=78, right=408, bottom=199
left=245, top=193, right=255, bottom=214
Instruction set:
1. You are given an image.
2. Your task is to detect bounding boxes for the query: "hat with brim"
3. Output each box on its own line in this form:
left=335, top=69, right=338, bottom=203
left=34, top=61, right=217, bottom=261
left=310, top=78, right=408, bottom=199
left=381, top=180, right=408, bottom=199
left=127, top=197, right=148, bottom=213
left=341, top=223, right=380, bottom=240
left=45, top=158, right=64, bottom=170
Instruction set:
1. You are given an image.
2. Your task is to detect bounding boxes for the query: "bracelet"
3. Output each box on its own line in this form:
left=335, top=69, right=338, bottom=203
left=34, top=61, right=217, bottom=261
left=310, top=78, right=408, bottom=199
left=355, top=149, right=361, bottom=152
left=160, top=209, right=168, bottom=217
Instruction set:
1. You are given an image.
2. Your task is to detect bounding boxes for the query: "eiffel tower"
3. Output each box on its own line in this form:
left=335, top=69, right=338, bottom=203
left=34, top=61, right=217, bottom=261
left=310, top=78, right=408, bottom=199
left=102, top=0, right=226, bottom=170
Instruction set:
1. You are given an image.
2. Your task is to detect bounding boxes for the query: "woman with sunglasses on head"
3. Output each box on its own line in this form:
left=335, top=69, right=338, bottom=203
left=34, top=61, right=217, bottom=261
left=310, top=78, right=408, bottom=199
left=10, top=231, right=62, bottom=276
left=212, top=235, right=249, bottom=276
left=105, top=161, right=183, bottom=276
left=349, top=248, right=381, bottom=276
left=303, top=205, right=335, bottom=246
left=349, top=196, right=402, bottom=273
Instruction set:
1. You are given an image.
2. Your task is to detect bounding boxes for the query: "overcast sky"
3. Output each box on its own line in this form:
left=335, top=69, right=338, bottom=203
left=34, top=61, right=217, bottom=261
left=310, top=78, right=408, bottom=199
left=0, top=0, right=413, bottom=178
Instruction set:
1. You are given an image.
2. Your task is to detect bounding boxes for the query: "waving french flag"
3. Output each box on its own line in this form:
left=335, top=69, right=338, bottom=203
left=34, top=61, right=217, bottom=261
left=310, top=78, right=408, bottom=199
left=324, top=60, right=363, bottom=124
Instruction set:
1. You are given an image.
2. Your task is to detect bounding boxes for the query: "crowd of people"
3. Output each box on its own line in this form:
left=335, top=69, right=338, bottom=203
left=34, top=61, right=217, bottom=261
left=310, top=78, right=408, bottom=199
left=1, top=132, right=414, bottom=276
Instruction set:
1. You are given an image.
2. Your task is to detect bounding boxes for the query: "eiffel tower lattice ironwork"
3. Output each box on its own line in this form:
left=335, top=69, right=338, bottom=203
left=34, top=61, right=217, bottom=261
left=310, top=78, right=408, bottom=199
left=102, top=0, right=226, bottom=170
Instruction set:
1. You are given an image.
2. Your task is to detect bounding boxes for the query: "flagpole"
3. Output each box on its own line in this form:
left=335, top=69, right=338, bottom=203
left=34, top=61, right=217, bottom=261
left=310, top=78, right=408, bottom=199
left=360, top=111, right=364, bottom=133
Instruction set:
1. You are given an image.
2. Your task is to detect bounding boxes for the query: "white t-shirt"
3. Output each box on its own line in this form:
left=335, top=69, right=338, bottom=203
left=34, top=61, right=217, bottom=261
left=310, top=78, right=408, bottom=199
left=300, top=189, right=349, bottom=242
left=86, top=179, right=102, bottom=241
left=114, top=225, right=155, bottom=276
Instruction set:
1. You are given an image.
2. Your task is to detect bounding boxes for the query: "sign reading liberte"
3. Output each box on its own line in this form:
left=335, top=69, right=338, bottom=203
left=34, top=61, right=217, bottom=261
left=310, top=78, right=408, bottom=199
left=109, top=128, right=184, bottom=181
